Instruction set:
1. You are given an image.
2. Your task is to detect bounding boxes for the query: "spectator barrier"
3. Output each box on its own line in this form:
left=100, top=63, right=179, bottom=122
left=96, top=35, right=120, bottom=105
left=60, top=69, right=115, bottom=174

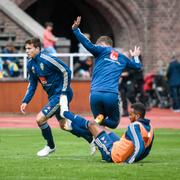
left=0, top=53, right=92, bottom=79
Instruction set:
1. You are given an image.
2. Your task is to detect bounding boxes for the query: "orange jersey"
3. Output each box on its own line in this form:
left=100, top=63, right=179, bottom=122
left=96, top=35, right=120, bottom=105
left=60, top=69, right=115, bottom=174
left=111, top=134, right=134, bottom=163
left=111, top=119, right=154, bottom=163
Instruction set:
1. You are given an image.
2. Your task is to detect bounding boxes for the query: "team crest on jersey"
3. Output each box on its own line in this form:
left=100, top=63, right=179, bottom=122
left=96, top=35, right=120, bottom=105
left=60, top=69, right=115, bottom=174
left=31, top=66, right=35, bottom=74
left=40, top=63, right=44, bottom=71
left=110, top=50, right=118, bottom=60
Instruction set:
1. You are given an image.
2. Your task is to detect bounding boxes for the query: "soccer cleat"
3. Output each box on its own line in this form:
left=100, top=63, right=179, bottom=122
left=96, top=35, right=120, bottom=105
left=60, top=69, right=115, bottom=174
left=90, top=139, right=97, bottom=155
left=95, top=114, right=104, bottom=124
left=37, top=145, right=55, bottom=157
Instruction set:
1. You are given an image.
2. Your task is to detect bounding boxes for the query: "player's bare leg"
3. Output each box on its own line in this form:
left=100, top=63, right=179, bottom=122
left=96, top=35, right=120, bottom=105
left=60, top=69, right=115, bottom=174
left=88, top=121, right=106, bottom=155
left=59, top=118, right=72, bottom=131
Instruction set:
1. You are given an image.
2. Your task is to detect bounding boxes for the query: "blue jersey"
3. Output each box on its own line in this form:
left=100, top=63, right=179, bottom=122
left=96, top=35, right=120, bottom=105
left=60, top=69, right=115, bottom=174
left=22, top=51, right=72, bottom=104
left=73, top=28, right=142, bottom=94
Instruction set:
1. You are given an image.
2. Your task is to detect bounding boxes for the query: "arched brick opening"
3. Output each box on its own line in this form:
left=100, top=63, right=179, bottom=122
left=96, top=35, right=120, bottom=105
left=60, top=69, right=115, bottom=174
left=14, top=0, right=176, bottom=71
left=17, top=0, right=114, bottom=53
left=15, top=0, right=144, bottom=52
left=13, top=0, right=180, bottom=72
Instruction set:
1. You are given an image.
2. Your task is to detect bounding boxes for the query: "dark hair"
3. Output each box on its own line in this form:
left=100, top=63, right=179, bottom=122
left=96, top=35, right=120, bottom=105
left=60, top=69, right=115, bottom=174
left=131, top=102, right=146, bottom=118
left=45, top=22, right=53, bottom=28
left=96, top=36, right=113, bottom=46
left=25, top=38, right=41, bottom=50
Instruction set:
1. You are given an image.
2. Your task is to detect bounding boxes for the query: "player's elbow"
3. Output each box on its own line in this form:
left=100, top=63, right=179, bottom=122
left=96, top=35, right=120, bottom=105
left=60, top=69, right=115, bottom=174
left=107, top=121, right=119, bottom=129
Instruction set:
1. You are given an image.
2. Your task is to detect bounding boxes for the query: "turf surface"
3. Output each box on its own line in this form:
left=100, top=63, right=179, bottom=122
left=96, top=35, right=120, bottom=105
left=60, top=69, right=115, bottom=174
left=0, top=128, right=180, bottom=180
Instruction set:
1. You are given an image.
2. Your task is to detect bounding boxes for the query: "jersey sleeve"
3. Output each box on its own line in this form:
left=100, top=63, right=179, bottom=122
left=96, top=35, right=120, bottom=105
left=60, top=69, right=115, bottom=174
left=125, top=123, right=145, bottom=164
left=119, top=54, right=142, bottom=69
left=72, top=28, right=105, bottom=57
left=22, top=69, right=38, bottom=104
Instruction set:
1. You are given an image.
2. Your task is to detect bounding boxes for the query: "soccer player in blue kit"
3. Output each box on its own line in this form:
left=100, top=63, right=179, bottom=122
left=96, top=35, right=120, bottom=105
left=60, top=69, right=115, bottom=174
left=20, top=38, right=93, bottom=157
left=72, top=16, right=142, bottom=129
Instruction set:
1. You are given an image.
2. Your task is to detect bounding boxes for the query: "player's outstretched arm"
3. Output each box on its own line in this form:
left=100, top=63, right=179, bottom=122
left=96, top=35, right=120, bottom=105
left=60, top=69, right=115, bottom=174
left=72, top=16, right=81, bottom=29
left=72, top=16, right=104, bottom=56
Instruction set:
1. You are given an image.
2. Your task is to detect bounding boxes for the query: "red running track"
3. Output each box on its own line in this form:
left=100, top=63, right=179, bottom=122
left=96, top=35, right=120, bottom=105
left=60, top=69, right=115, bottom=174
left=0, top=108, right=179, bottom=129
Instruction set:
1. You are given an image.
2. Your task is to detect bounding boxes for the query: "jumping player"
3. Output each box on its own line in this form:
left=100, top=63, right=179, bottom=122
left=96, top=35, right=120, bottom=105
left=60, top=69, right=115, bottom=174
left=72, top=16, right=142, bottom=129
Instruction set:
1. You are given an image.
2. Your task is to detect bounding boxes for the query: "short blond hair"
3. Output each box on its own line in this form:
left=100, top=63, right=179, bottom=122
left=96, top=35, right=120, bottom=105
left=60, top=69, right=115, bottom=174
left=96, top=36, right=113, bottom=46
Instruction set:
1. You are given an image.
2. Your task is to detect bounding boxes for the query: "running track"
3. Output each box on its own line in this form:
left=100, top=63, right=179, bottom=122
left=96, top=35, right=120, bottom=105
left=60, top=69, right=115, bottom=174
left=0, top=108, right=179, bottom=129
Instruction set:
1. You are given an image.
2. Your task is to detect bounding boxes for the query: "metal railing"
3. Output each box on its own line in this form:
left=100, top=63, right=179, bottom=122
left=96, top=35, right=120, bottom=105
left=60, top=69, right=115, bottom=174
left=0, top=53, right=92, bottom=79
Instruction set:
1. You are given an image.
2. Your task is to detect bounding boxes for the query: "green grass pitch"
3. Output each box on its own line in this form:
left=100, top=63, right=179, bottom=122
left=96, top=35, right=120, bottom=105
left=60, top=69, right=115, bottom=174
left=0, top=128, right=180, bottom=180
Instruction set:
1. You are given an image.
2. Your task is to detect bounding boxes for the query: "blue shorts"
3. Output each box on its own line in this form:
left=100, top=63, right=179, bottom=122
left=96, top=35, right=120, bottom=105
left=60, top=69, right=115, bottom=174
left=95, top=131, right=120, bottom=162
left=90, top=91, right=120, bottom=128
left=42, top=90, right=73, bottom=120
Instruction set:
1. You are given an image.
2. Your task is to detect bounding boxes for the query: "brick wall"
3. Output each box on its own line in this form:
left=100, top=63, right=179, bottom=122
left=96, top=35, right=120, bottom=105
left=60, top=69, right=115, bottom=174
left=151, top=0, right=180, bottom=68
left=2, top=0, right=180, bottom=72
left=86, top=0, right=180, bottom=72
left=0, top=80, right=91, bottom=113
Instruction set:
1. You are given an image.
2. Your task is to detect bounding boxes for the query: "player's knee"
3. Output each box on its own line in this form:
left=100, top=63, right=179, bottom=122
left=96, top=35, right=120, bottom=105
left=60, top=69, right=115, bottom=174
left=108, top=121, right=119, bottom=129
left=36, top=118, right=43, bottom=126
left=59, top=118, right=72, bottom=131
left=36, top=113, right=46, bottom=126
left=59, top=120, right=65, bottom=129
left=59, top=119, right=67, bottom=130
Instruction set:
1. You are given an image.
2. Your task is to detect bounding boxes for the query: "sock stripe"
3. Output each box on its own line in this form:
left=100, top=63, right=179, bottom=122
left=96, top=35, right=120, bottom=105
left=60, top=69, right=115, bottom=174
left=85, top=121, right=89, bottom=129
left=40, top=123, right=49, bottom=130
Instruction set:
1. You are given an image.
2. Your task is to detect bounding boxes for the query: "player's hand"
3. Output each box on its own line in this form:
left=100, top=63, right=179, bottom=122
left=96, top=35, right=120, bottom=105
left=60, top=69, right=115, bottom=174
left=20, top=103, right=27, bottom=114
left=129, top=46, right=140, bottom=57
left=72, top=16, right=81, bottom=29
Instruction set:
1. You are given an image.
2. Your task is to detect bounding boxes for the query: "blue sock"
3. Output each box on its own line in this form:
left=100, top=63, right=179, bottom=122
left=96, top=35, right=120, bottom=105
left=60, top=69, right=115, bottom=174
left=39, top=123, right=55, bottom=149
left=70, top=123, right=93, bottom=143
left=63, top=111, right=89, bottom=129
